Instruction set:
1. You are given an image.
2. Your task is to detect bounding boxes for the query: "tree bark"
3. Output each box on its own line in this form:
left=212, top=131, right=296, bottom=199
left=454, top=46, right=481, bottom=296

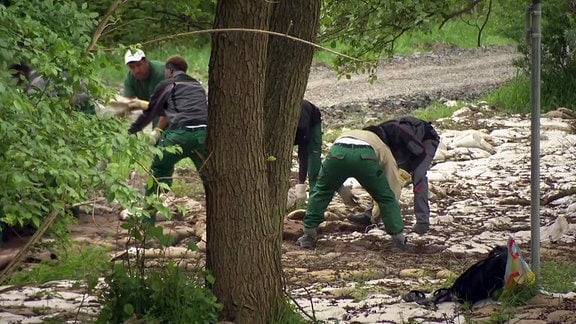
left=205, top=1, right=274, bottom=323
left=263, top=0, right=321, bottom=295
left=206, top=0, right=320, bottom=322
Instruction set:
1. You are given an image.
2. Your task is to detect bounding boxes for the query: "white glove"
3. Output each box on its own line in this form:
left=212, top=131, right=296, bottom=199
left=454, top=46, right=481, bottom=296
left=337, top=185, right=359, bottom=206
left=127, top=98, right=149, bottom=110
left=149, top=128, right=162, bottom=145
left=295, top=184, right=307, bottom=200
left=119, top=208, right=131, bottom=220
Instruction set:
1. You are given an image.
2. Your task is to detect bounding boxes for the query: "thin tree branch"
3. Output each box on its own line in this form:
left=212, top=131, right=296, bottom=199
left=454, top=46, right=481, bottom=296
left=0, top=208, right=60, bottom=284
left=439, top=0, right=484, bottom=29
left=101, top=17, right=161, bottom=38
left=85, top=0, right=126, bottom=54
left=477, top=0, right=493, bottom=47
left=100, top=28, right=367, bottom=63
left=498, top=187, right=576, bottom=206
left=542, top=187, right=576, bottom=205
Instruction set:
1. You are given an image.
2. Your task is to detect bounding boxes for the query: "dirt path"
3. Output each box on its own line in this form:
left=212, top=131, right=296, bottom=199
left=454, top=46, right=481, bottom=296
left=305, top=45, right=520, bottom=109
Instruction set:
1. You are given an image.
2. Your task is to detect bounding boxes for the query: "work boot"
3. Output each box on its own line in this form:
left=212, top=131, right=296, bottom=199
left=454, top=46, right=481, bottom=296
left=347, top=212, right=372, bottom=226
left=412, top=222, right=430, bottom=235
left=391, top=232, right=408, bottom=252
left=297, top=227, right=317, bottom=249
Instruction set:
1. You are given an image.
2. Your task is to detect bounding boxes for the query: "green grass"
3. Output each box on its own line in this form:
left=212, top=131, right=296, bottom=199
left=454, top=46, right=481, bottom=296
left=313, top=17, right=516, bottom=67
left=411, top=101, right=466, bottom=121
left=8, top=245, right=109, bottom=286
left=393, top=20, right=515, bottom=54
left=482, top=75, right=530, bottom=114
left=540, top=260, right=576, bottom=293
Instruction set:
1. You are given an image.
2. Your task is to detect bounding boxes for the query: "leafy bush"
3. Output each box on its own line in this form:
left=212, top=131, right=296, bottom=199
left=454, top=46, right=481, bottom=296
left=97, top=262, right=221, bottom=324
left=0, top=0, right=155, bottom=241
left=499, top=0, right=576, bottom=110
left=97, top=221, right=221, bottom=323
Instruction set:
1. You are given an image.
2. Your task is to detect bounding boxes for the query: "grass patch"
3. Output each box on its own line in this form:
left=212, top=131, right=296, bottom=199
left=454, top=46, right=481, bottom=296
left=171, top=158, right=206, bottom=198
left=540, top=259, right=576, bottom=293
left=394, top=20, right=515, bottom=54
left=482, top=75, right=530, bottom=114
left=411, top=101, right=465, bottom=121
left=314, top=17, right=516, bottom=67
left=8, top=245, right=109, bottom=286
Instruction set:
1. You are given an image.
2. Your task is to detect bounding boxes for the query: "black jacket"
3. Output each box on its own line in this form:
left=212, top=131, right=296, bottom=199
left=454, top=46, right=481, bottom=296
left=294, top=100, right=322, bottom=146
left=129, top=72, right=207, bottom=133
left=367, top=116, right=439, bottom=173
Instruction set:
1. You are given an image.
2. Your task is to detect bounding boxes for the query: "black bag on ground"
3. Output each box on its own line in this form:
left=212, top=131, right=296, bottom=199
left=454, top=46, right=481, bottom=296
left=404, top=245, right=508, bottom=306
left=433, top=245, right=507, bottom=304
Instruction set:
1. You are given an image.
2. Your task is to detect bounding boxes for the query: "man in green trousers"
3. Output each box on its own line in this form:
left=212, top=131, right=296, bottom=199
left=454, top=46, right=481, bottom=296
left=297, top=127, right=407, bottom=251
left=128, top=55, right=208, bottom=224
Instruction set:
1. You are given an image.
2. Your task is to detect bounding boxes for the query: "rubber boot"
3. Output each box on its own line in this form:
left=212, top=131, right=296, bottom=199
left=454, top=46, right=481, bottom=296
left=297, top=227, right=317, bottom=249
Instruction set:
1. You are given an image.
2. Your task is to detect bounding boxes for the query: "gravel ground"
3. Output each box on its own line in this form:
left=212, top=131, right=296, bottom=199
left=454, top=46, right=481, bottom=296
left=305, top=45, right=520, bottom=111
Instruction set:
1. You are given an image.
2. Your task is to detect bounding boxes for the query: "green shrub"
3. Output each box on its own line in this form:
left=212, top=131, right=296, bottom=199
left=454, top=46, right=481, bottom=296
left=97, top=219, right=221, bottom=323
left=97, top=261, right=221, bottom=324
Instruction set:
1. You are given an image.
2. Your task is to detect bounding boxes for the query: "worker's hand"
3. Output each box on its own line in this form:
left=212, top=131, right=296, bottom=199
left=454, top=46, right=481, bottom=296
left=127, top=98, right=149, bottom=110
left=295, top=184, right=307, bottom=200
left=337, top=186, right=359, bottom=206
left=148, top=128, right=163, bottom=145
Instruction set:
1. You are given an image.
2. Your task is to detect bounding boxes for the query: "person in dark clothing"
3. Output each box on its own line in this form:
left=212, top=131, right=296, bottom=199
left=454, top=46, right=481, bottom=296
left=8, top=62, right=96, bottom=114
left=8, top=62, right=46, bottom=93
left=347, top=116, right=440, bottom=235
left=293, top=100, right=323, bottom=201
left=128, top=55, right=208, bottom=224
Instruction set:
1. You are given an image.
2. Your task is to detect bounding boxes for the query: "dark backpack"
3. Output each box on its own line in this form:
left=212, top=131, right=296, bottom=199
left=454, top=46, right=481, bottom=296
left=432, top=245, right=507, bottom=304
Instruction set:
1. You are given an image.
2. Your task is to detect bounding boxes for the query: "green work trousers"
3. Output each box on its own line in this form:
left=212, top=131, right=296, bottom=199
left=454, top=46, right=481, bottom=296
left=307, top=123, right=323, bottom=195
left=302, top=143, right=403, bottom=235
left=145, top=128, right=207, bottom=223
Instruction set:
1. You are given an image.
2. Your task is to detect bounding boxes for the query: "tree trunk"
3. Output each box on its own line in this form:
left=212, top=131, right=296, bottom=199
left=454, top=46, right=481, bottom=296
left=205, top=1, right=275, bottom=323
left=206, top=0, right=320, bottom=322
left=263, top=0, right=321, bottom=293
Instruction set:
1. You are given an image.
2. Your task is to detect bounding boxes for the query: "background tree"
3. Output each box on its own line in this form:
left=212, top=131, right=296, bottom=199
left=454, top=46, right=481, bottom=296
left=76, top=0, right=216, bottom=47
left=318, top=0, right=516, bottom=76
left=205, top=0, right=320, bottom=322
